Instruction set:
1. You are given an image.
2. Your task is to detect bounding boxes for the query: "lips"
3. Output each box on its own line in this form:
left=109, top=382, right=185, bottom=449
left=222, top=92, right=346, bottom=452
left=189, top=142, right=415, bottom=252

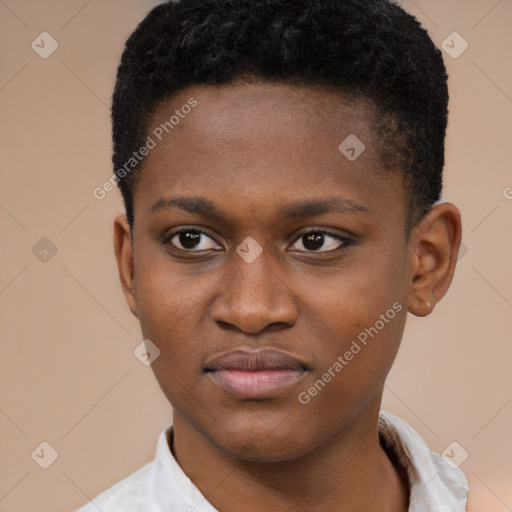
left=205, top=349, right=308, bottom=399
left=205, top=349, right=307, bottom=372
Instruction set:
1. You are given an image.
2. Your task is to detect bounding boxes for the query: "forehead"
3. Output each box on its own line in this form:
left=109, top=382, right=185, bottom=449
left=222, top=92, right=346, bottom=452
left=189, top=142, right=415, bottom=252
left=134, top=80, right=405, bottom=227
left=149, top=80, right=377, bottom=156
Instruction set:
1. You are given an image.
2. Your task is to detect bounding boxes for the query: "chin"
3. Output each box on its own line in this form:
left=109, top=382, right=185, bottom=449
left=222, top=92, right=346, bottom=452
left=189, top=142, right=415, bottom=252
left=220, top=438, right=305, bottom=463
left=208, top=418, right=315, bottom=463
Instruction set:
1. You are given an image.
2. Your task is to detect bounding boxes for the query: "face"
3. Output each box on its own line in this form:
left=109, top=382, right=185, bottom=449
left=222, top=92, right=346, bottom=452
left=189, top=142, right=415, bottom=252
left=117, top=81, right=418, bottom=462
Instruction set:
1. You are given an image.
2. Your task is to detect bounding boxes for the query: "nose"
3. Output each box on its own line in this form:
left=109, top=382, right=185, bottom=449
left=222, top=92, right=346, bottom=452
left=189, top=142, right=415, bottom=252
left=211, top=249, right=299, bottom=335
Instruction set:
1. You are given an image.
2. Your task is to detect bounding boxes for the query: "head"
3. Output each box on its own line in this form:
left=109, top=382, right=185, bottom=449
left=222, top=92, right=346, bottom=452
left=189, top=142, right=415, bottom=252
left=112, top=0, right=461, bottom=461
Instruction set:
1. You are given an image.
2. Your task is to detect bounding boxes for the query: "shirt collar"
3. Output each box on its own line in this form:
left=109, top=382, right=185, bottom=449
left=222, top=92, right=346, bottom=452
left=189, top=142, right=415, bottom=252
left=156, top=410, right=468, bottom=511
left=379, top=410, right=468, bottom=511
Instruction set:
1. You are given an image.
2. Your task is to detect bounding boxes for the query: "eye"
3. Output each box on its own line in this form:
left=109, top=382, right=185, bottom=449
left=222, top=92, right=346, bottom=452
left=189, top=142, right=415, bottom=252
left=166, top=228, right=221, bottom=251
left=290, top=230, right=351, bottom=253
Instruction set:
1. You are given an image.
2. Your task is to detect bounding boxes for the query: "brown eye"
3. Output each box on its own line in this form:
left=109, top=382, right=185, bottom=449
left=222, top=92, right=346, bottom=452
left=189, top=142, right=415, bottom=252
left=290, top=231, right=350, bottom=253
left=168, top=229, right=220, bottom=251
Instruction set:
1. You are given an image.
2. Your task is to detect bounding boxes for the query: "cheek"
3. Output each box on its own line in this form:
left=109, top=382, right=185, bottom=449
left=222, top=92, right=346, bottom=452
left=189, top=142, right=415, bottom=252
left=294, top=304, right=406, bottom=442
left=131, top=247, right=213, bottom=382
left=296, top=247, right=408, bottom=404
left=303, top=301, right=406, bottom=390
left=132, top=239, right=215, bottom=335
left=304, top=243, right=407, bottom=339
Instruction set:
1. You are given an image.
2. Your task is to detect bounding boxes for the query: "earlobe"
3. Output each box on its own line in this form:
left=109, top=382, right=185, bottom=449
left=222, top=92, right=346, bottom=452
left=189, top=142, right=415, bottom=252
left=407, top=202, right=462, bottom=318
left=113, top=213, right=138, bottom=318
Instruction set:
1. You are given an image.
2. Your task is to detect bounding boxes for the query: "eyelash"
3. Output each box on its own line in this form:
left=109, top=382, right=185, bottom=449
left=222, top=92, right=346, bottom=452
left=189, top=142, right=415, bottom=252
left=163, top=227, right=353, bottom=255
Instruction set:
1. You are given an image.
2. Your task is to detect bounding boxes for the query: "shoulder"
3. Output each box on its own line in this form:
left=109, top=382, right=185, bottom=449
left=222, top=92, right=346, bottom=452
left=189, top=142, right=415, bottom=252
left=75, top=425, right=190, bottom=512
left=76, top=461, right=155, bottom=512
left=465, top=473, right=507, bottom=512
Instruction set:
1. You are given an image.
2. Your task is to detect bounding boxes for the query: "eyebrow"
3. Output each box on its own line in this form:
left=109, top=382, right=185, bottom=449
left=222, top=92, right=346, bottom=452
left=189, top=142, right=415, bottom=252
left=149, top=195, right=370, bottom=221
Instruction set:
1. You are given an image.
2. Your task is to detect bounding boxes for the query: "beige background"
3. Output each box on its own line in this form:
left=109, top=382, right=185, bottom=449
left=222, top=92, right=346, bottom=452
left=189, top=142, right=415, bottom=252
left=0, top=1, right=511, bottom=511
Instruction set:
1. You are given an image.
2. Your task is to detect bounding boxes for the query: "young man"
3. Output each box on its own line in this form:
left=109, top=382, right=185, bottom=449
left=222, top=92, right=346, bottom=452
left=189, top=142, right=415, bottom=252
left=79, top=0, right=491, bottom=510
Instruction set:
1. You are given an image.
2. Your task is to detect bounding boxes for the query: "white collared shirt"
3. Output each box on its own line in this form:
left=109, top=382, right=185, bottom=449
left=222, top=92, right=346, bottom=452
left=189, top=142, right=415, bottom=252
left=77, top=410, right=468, bottom=511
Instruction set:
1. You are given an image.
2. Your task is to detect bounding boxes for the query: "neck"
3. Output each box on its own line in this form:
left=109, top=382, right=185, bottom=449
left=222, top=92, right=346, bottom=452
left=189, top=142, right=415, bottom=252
left=170, top=406, right=409, bottom=512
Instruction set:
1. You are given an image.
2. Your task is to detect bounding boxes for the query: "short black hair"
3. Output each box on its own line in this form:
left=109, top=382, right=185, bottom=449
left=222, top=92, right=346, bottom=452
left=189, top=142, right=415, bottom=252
left=112, top=0, right=448, bottom=230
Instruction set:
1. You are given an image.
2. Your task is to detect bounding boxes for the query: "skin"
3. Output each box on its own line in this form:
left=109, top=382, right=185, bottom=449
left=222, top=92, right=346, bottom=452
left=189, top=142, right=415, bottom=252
left=113, top=79, right=462, bottom=512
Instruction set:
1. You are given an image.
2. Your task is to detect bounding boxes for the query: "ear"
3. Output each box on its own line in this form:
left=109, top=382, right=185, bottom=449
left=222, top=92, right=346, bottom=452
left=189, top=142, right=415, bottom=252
left=407, top=202, right=462, bottom=317
left=113, top=213, right=138, bottom=318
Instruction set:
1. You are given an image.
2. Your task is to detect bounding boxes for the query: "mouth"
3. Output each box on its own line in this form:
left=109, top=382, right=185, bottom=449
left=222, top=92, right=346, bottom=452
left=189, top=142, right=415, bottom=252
left=204, top=349, right=308, bottom=399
